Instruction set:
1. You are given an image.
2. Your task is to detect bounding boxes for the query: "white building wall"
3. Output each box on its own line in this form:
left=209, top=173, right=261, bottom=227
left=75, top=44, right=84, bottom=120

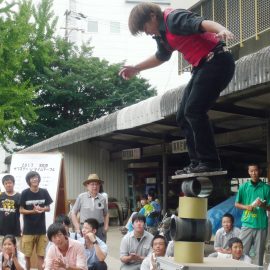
left=58, top=140, right=128, bottom=201
left=52, top=0, right=183, bottom=94
left=171, top=0, right=199, bottom=9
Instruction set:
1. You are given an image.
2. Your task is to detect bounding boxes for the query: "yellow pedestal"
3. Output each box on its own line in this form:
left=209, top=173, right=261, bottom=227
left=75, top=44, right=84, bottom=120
left=174, top=241, right=204, bottom=263
left=178, top=197, right=207, bottom=219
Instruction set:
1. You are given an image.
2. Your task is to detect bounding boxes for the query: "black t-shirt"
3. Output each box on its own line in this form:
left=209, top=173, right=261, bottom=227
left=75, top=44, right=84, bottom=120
left=20, top=188, right=53, bottom=235
left=0, top=192, right=21, bottom=236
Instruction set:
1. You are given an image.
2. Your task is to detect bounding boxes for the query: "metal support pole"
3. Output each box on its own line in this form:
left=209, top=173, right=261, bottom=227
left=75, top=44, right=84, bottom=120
left=162, top=145, right=168, bottom=215
left=267, top=120, right=270, bottom=182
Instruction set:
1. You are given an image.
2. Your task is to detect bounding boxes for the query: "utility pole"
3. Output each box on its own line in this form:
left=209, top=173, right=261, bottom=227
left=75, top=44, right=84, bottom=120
left=61, top=0, right=86, bottom=43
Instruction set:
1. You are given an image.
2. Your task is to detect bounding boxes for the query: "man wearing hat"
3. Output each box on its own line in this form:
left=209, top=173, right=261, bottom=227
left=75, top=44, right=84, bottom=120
left=71, top=173, right=109, bottom=242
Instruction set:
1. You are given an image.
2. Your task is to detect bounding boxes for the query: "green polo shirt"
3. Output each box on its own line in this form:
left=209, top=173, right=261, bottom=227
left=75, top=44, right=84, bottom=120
left=236, top=180, right=270, bottom=229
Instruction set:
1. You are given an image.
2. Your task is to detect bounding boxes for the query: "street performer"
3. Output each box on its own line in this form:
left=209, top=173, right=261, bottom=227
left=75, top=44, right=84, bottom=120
left=119, top=2, right=235, bottom=174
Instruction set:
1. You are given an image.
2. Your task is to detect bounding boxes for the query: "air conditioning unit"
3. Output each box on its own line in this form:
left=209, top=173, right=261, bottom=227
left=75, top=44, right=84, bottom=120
left=172, top=139, right=187, bottom=154
left=122, top=148, right=141, bottom=160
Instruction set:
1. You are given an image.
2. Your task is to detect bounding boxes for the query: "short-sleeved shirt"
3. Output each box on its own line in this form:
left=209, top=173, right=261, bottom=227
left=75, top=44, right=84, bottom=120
left=78, top=236, right=107, bottom=268
left=0, top=192, right=21, bottom=236
left=154, top=9, right=204, bottom=62
left=214, top=227, right=241, bottom=249
left=165, top=241, right=174, bottom=257
left=140, top=253, right=156, bottom=270
left=0, top=251, right=26, bottom=269
left=120, top=230, right=153, bottom=266
left=72, top=192, right=108, bottom=224
left=20, top=187, right=53, bottom=235
left=235, top=180, right=270, bottom=229
left=45, top=238, right=87, bottom=270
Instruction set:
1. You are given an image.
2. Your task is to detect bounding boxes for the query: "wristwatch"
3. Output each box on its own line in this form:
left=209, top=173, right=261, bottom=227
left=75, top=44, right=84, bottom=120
left=93, top=240, right=98, bottom=245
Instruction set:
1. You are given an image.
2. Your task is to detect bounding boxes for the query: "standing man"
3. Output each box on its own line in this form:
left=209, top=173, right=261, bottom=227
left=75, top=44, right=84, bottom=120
left=120, top=213, right=153, bottom=270
left=20, top=171, right=53, bottom=270
left=71, top=174, right=109, bottom=242
left=0, top=175, right=21, bottom=247
left=235, top=164, right=270, bottom=266
left=119, top=2, right=235, bottom=173
left=45, top=223, right=87, bottom=270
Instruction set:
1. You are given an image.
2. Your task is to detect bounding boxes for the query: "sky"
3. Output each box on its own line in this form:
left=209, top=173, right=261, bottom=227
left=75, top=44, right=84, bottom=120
left=50, top=0, right=191, bottom=95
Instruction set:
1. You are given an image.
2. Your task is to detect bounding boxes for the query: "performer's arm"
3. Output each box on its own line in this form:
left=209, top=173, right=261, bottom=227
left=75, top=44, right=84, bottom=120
left=200, top=20, right=234, bottom=40
left=119, top=55, right=164, bottom=80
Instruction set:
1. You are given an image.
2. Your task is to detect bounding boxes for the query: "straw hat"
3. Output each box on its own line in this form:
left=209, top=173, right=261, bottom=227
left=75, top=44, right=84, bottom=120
left=83, top=173, right=104, bottom=186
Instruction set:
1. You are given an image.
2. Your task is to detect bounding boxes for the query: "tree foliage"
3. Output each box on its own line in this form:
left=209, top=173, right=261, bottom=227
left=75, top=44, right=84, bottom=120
left=12, top=0, right=156, bottom=147
left=0, top=0, right=36, bottom=141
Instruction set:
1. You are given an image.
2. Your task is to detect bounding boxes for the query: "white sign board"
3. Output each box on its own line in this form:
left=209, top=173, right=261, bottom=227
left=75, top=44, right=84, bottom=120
left=10, top=153, right=63, bottom=229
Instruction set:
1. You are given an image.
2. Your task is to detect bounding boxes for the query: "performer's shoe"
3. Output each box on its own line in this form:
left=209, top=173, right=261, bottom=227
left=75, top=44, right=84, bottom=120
left=175, top=163, right=198, bottom=175
left=189, top=164, right=222, bottom=173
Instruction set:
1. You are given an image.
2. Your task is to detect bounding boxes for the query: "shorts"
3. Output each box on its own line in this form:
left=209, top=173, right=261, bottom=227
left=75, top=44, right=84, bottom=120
left=21, top=234, right=48, bottom=257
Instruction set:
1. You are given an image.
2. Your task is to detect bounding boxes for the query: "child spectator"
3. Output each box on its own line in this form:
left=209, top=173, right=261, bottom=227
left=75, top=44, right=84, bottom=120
left=217, top=237, right=252, bottom=263
left=0, top=235, right=26, bottom=270
left=209, top=213, right=240, bottom=257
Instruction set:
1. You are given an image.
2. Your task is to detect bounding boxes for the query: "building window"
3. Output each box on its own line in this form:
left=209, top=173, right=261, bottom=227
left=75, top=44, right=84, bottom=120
left=110, top=21, right=120, bottom=33
left=87, top=20, right=98, bottom=32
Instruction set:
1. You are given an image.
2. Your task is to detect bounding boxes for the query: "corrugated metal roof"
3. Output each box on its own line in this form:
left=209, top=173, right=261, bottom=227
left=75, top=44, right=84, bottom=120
left=21, top=45, right=270, bottom=153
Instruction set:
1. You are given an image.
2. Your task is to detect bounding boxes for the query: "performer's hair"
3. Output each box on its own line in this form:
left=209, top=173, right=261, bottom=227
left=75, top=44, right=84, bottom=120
left=128, top=2, right=163, bottom=35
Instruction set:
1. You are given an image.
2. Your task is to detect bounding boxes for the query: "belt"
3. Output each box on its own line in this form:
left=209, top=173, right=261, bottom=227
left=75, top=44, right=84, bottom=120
left=205, top=45, right=229, bottom=62
left=194, top=45, right=229, bottom=72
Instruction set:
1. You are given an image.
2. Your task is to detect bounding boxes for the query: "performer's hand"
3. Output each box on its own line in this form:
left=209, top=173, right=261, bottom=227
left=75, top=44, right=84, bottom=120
left=119, top=66, right=139, bottom=80
left=216, top=29, right=234, bottom=40
left=246, top=205, right=254, bottom=211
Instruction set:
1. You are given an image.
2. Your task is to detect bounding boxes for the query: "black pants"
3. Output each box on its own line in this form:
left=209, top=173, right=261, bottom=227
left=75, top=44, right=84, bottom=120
left=88, top=261, right=107, bottom=270
left=176, top=51, right=235, bottom=166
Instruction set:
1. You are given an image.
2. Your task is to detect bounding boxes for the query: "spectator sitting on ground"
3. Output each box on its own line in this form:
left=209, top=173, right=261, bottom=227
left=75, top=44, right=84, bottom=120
left=217, top=237, right=252, bottom=263
left=44, top=223, right=87, bottom=270
left=120, top=213, right=154, bottom=270
left=208, top=213, right=240, bottom=257
left=0, top=235, right=26, bottom=270
left=140, top=235, right=167, bottom=270
left=80, top=218, right=108, bottom=270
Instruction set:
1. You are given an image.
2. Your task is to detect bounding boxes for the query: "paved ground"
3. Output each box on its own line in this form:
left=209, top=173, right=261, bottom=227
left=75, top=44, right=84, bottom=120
left=106, top=226, right=123, bottom=269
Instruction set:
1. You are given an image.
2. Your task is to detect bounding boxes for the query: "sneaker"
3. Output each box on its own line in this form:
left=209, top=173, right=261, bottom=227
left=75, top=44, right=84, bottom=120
left=175, top=163, right=198, bottom=175
left=189, top=164, right=222, bottom=173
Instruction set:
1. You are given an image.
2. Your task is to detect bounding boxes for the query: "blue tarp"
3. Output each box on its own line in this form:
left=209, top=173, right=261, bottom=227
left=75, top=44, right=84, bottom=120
left=207, top=195, right=243, bottom=235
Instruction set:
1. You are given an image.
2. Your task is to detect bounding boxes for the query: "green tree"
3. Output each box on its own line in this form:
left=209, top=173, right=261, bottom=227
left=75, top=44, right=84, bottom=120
left=14, top=39, right=156, bottom=146
left=0, top=0, right=36, bottom=141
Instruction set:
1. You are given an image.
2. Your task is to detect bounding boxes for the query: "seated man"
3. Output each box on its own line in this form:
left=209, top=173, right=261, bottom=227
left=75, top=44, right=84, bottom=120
left=80, top=218, right=108, bottom=270
left=140, top=235, right=167, bottom=270
left=120, top=213, right=153, bottom=270
left=217, top=237, right=252, bottom=263
left=44, top=223, right=87, bottom=270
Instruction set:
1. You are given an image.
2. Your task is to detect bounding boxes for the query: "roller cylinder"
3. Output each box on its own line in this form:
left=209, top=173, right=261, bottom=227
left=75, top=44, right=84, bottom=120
left=181, top=177, right=213, bottom=198
left=170, top=216, right=212, bottom=242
